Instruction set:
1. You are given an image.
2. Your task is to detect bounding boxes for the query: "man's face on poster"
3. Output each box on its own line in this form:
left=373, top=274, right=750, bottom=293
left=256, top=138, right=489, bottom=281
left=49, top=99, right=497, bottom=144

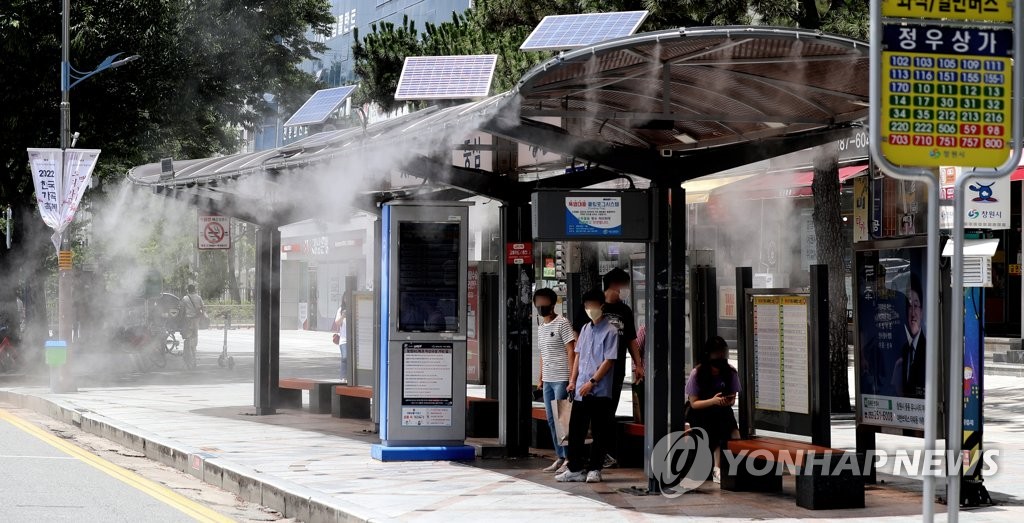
left=907, top=289, right=922, bottom=337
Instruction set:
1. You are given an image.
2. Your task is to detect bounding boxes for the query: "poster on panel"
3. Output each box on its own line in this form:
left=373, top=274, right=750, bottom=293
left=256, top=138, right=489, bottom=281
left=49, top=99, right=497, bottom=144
left=856, top=244, right=928, bottom=431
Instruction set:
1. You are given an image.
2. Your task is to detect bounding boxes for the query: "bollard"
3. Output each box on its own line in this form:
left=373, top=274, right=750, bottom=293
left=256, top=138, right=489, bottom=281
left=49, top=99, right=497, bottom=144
left=45, top=340, right=68, bottom=392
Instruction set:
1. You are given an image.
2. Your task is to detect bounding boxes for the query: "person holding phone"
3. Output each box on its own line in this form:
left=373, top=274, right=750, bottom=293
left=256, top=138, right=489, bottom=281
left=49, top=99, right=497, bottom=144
left=685, top=336, right=741, bottom=484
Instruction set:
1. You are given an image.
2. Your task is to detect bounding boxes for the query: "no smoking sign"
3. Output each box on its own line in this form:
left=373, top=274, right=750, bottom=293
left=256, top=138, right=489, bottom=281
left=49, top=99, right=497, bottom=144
left=198, top=213, right=231, bottom=250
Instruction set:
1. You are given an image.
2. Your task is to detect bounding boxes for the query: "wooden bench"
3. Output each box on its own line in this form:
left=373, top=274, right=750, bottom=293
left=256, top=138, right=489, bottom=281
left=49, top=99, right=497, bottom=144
left=332, top=385, right=373, bottom=419
left=722, top=436, right=865, bottom=510
left=278, top=378, right=343, bottom=414
left=466, top=397, right=499, bottom=438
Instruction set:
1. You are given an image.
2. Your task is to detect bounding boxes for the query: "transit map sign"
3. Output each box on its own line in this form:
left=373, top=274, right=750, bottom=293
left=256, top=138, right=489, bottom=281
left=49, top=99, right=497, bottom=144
left=880, top=24, right=1013, bottom=167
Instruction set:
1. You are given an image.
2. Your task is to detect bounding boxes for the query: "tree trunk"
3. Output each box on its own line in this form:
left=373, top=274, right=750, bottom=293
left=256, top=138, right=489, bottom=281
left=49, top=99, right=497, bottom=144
left=811, top=144, right=852, bottom=413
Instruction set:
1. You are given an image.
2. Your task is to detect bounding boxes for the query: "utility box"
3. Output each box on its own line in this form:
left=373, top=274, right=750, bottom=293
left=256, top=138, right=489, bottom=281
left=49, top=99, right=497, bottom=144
left=942, top=238, right=999, bottom=287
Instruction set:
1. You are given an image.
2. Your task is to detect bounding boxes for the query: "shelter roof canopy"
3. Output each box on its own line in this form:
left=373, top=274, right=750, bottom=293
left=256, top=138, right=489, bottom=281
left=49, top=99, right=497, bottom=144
left=516, top=26, right=869, bottom=152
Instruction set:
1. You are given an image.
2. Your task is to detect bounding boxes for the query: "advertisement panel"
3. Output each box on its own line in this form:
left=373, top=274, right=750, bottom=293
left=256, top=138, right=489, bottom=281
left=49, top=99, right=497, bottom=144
left=856, top=244, right=928, bottom=431
left=565, top=196, right=622, bottom=236
left=532, top=190, right=650, bottom=242
left=853, top=176, right=870, bottom=242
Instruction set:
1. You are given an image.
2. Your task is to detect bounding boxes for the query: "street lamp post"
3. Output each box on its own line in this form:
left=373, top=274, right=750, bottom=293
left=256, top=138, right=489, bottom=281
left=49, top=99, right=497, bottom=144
left=53, top=0, right=137, bottom=392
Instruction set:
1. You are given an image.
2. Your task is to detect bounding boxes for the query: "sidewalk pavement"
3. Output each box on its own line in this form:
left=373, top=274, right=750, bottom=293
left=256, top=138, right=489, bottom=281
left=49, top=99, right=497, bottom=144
left=0, top=329, right=1022, bottom=522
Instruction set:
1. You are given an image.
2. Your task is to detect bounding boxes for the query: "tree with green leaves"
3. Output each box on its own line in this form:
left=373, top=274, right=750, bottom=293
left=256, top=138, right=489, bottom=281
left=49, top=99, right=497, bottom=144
left=0, top=0, right=334, bottom=354
left=352, top=16, right=423, bottom=114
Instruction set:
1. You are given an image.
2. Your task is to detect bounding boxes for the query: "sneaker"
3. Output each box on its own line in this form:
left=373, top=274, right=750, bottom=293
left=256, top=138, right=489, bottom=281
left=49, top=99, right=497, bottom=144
left=555, top=470, right=586, bottom=482
left=603, top=454, right=618, bottom=469
left=543, top=458, right=565, bottom=472
left=586, top=470, right=603, bottom=483
left=712, top=467, right=721, bottom=484
left=556, top=461, right=569, bottom=474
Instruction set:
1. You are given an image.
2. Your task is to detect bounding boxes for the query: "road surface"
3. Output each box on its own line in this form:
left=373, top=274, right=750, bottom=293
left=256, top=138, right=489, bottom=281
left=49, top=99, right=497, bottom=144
left=0, top=406, right=287, bottom=522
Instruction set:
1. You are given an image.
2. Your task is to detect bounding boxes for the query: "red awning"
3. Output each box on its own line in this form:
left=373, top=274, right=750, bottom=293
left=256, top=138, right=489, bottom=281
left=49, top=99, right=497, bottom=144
left=1011, top=166, right=1024, bottom=181
left=714, top=164, right=868, bottom=200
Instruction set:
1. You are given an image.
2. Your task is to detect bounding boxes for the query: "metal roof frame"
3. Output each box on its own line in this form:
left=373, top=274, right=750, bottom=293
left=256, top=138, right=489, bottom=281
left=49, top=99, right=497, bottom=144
left=128, top=26, right=869, bottom=223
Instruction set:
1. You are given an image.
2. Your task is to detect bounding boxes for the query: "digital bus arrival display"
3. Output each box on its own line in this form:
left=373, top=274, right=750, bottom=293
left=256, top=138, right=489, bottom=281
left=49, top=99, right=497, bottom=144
left=397, top=222, right=460, bottom=333
left=881, top=24, right=1013, bottom=168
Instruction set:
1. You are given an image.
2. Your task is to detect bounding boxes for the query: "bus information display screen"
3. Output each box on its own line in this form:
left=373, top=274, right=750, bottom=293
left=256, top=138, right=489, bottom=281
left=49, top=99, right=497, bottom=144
left=397, top=222, right=460, bottom=332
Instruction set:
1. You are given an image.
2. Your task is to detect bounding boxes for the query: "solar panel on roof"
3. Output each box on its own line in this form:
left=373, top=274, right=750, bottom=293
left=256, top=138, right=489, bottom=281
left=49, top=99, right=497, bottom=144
left=283, top=85, right=357, bottom=127
left=520, top=11, right=649, bottom=51
left=394, top=55, right=498, bottom=101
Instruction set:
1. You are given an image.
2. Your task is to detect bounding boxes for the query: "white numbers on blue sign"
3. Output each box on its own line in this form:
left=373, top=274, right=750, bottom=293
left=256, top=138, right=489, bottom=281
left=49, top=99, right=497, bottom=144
left=891, top=55, right=911, bottom=66
left=984, top=60, right=1004, bottom=71
left=891, top=68, right=911, bottom=79
left=961, top=72, right=982, bottom=83
left=961, top=59, right=982, bottom=70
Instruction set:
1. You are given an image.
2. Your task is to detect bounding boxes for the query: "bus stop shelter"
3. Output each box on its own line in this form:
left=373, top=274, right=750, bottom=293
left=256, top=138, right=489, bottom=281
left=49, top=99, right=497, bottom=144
left=128, top=26, right=868, bottom=488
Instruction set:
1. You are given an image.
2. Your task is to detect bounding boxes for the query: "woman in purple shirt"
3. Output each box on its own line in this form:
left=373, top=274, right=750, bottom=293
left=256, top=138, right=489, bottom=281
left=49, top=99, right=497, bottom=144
left=685, top=336, right=741, bottom=483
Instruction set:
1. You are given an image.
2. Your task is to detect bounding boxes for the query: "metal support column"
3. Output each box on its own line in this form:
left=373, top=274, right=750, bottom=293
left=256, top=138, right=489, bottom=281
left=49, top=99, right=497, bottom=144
left=372, top=217, right=382, bottom=428
left=254, top=224, right=281, bottom=415
left=482, top=273, right=501, bottom=400
left=689, top=266, right=718, bottom=369
left=735, top=267, right=753, bottom=437
left=499, top=202, right=534, bottom=456
left=669, top=186, right=688, bottom=436
left=344, top=274, right=356, bottom=384
left=809, top=264, right=832, bottom=447
left=645, top=185, right=687, bottom=491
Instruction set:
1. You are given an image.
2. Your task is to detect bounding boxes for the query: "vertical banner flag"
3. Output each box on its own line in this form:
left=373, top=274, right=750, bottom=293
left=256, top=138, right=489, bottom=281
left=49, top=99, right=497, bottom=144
left=27, top=148, right=101, bottom=250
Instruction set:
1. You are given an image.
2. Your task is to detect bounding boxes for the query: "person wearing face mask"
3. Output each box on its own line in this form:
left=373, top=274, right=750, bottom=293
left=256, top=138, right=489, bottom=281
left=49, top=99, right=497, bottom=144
left=572, top=267, right=643, bottom=469
left=534, top=288, right=577, bottom=473
left=685, top=336, right=741, bottom=484
left=557, top=290, right=619, bottom=484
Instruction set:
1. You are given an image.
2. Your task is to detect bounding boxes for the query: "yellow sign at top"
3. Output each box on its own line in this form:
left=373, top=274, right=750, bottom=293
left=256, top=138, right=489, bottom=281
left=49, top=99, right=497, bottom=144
left=882, top=0, right=1013, bottom=23
left=780, top=296, right=808, bottom=306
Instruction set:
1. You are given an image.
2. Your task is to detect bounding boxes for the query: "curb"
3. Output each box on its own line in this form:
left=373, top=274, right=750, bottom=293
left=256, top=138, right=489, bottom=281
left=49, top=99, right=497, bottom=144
left=0, top=390, right=395, bottom=523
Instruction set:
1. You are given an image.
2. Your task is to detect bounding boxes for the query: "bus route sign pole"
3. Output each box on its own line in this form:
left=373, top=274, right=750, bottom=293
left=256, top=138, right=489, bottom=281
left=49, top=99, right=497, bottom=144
left=870, top=1, right=1022, bottom=521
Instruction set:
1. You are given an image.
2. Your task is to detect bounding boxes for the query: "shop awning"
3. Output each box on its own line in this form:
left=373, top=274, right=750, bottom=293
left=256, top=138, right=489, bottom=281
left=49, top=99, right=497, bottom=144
left=682, top=173, right=758, bottom=204
left=710, top=164, right=867, bottom=200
